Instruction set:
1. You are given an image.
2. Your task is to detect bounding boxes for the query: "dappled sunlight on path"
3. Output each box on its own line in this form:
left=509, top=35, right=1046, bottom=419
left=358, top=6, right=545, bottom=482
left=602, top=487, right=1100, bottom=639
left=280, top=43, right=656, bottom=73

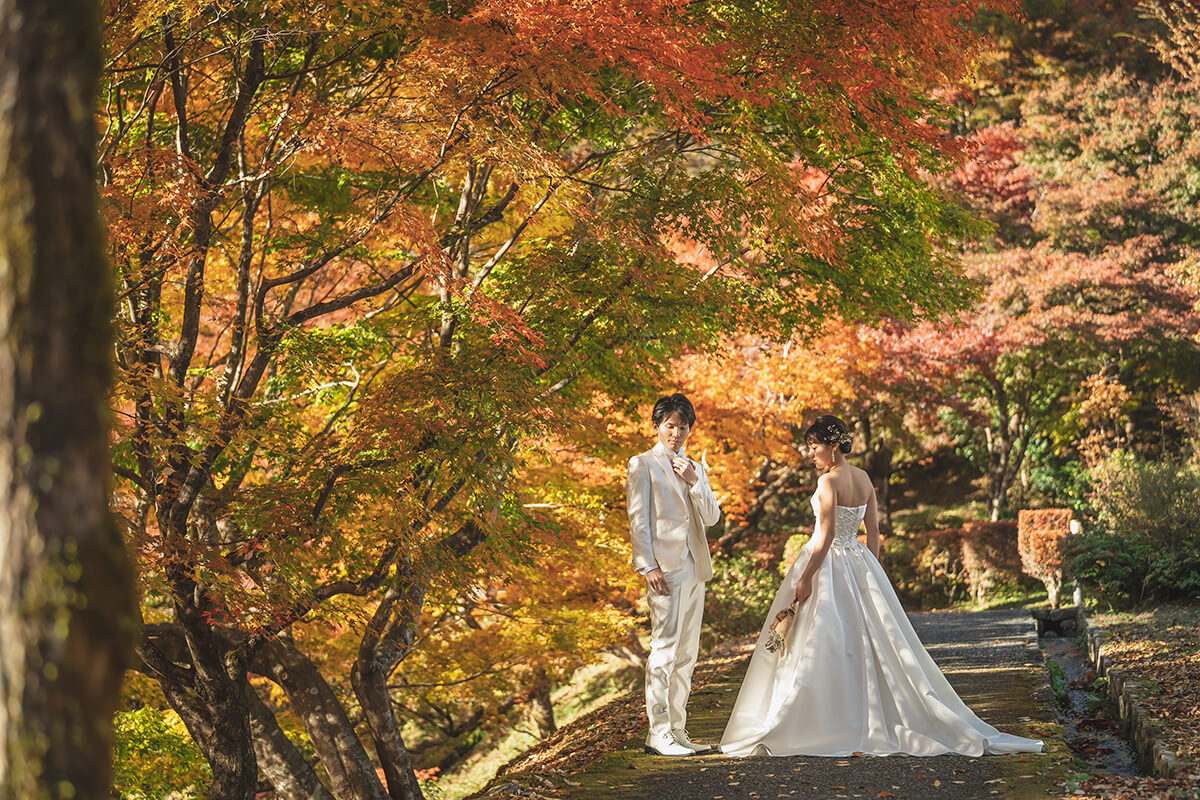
left=481, top=610, right=1071, bottom=800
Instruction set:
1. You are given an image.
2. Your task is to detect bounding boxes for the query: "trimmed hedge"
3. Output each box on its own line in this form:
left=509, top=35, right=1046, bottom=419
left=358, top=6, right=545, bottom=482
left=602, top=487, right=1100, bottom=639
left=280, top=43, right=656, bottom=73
left=960, top=521, right=1026, bottom=605
left=1018, top=508, right=1073, bottom=608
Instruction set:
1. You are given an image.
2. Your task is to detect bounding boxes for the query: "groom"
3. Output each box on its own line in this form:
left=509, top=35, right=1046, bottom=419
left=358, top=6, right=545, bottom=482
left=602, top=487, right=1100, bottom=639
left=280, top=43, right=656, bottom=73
left=626, top=393, right=721, bottom=756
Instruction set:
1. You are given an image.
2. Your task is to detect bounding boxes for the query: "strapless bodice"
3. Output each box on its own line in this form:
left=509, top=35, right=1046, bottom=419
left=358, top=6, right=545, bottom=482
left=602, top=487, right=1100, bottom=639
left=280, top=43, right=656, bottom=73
left=810, top=495, right=866, bottom=547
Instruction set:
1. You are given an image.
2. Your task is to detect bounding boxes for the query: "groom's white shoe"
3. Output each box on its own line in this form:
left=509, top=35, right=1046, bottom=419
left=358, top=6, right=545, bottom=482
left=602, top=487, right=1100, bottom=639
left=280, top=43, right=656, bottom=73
left=644, top=731, right=698, bottom=757
left=670, top=729, right=713, bottom=754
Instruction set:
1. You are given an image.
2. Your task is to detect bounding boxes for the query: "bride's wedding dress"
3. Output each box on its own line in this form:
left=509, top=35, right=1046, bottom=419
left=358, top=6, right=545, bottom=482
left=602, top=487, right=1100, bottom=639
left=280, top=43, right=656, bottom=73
left=720, top=496, right=1044, bottom=758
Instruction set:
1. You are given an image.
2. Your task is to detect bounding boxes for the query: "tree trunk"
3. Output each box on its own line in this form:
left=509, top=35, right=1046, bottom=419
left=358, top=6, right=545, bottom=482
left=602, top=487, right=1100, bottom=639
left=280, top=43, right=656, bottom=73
left=353, top=567, right=429, bottom=800
left=140, top=530, right=261, bottom=800
left=526, top=670, right=556, bottom=738
left=864, top=436, right=894, bottom=538
left=139, top=624, right=328, bottom=800
left=256, top=636, right=390, bottom=800
left=0, top=1, right=136, bottom=797
left=1045, top=574, right=1062, bottom=610
left=985, top=375, right=1017, bottom=522
left=603, top=631, right=648, bottom=669
left=717, top=462, right=800, bottom=555
left=147, top=628, right=258, bottom=800
left=247, top=686, right=335, bottom=800
left=986, top=428, right=1031, bottom=522
left=352, top=660, right=425, bottom=800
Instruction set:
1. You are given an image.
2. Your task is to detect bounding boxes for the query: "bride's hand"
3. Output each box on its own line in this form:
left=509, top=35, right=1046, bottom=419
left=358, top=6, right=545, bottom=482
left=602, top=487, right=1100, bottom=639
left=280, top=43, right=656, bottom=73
left=793, top=575, right=813, bottom=606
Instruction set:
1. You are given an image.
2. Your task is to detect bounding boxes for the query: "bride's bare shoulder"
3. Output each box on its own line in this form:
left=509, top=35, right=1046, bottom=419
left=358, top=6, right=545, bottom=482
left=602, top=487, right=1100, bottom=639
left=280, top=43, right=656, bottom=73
left=854, top=469, right=878, bottom=502
left=830, top=466, right=873, bottom=505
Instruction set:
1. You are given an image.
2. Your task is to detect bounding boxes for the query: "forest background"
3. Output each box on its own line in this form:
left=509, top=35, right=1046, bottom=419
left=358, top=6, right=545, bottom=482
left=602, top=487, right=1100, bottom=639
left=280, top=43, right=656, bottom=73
left=84, top=0, right=1200, bottom=798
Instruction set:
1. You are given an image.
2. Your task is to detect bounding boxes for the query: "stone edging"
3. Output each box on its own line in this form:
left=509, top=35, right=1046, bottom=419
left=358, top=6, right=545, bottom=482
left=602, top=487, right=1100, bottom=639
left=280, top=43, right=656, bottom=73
left=1074, top=606, right=1191, bottom=779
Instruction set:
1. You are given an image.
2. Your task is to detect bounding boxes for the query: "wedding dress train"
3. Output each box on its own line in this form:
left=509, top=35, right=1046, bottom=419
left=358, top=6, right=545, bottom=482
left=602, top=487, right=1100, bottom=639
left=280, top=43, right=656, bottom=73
left=720, top=497, right=1044, bottom=758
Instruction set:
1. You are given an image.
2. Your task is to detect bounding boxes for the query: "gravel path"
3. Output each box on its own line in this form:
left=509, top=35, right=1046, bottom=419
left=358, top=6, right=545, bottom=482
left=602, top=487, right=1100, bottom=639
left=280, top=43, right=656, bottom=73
left=559, top=609, right=1062, bottom=800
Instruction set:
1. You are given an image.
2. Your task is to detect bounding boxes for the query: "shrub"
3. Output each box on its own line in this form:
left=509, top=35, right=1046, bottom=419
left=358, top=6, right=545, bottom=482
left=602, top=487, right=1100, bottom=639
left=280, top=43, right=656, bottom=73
left=113, top=706, right=210, bottom=799
left=884, top=529, right=967, bottom=609
left=1089, top=452, right=1200, bottom=554
left=1067, top=453, right=1200, bottom=607
left=1028, top=453, right=1092, bottom=513
left=705, top=553, right=779, bottom=638
left=1067, top=530, right=1151, bottom=606
left=960, top=521, right=1028, bottom=605
left=779, top=532, right=812, bottom=576
left=1018, top=508, right=1073, bottom=608
left=1068, top=529, right=1200, bottom=607
left=1145, top=550, right=1200, bottom=600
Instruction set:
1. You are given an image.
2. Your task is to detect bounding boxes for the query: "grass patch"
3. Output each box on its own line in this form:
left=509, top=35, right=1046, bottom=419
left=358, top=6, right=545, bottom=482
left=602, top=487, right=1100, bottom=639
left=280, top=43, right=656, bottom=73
left=1046, top=658, right=1068, bottom=705
left=960, top=584, right=1046, bottom=611
left=1136, top=677, right=1164, bottom=695
left=890, top=500, right=988, bottom=537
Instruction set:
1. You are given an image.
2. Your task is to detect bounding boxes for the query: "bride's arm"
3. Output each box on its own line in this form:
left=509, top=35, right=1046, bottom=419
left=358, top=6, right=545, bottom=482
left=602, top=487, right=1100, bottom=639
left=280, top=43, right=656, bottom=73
left=863, top=485, right=881, bottom=559
left=793, top=475, right=836, bottom=604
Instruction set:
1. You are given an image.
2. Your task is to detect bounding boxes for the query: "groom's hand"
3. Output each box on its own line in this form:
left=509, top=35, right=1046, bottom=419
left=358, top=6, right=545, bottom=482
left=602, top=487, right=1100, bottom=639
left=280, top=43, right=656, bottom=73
left=672, top=457, right=698, bottom=486
left=645, top=567, right=670, bottom=596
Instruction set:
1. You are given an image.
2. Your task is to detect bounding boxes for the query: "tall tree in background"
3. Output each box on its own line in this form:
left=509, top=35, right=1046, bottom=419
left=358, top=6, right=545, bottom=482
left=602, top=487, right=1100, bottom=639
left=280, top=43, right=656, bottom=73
left=0, top=0, right=135, bottom=798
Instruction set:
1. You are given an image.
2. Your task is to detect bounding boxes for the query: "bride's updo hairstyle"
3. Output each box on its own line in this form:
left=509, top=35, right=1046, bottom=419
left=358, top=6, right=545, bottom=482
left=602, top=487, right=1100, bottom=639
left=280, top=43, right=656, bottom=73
left=803, top=415, right=853, bottom=454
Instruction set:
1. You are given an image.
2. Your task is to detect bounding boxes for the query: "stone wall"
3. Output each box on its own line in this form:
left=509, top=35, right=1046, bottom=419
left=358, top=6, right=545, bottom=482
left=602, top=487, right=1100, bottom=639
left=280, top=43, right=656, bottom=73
left=1076, top=608, right=1191, bottom=779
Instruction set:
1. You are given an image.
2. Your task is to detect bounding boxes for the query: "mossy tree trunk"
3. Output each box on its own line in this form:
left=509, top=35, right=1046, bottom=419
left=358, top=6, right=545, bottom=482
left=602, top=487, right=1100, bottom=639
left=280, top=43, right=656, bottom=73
left=0, top=1, right=136, bottom=798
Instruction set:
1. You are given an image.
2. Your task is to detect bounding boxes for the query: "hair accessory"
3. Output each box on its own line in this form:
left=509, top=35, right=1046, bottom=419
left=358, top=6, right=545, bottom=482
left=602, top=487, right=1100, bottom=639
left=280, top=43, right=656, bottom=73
left=817, top=422, right=852, bottom=446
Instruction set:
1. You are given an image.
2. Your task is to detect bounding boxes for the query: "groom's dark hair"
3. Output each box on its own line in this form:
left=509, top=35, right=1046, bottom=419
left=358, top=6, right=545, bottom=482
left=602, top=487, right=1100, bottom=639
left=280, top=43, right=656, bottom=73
left=652, top=393, right=697, bottom=428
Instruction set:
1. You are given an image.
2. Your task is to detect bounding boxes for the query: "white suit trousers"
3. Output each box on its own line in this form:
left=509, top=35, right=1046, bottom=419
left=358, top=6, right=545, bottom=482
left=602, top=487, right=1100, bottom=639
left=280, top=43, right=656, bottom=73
left=645, top=550, right=705, bottom=737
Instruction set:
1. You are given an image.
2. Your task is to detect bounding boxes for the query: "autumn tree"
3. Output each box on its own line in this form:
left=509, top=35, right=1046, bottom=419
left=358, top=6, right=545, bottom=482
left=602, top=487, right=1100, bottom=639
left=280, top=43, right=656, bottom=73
left=100, top=1, right=1012, bottom=797
left=901, top=65, right=1200, bottom=520
left=0, top=1, right=135, bottom=798
left=676, top=322, right=907, bottom=551
left=895, top=241, right=1199, bottom=520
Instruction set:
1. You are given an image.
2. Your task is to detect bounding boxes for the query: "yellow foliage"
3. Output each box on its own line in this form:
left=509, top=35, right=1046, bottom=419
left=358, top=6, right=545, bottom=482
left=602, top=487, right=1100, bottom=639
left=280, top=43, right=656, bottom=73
left=676, top=323, right=882, bottom=522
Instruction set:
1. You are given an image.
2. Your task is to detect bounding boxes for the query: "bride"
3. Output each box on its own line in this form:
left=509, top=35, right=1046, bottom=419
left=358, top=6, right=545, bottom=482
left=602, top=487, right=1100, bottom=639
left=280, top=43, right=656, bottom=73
left=720, top=416, right=1043, bottom=758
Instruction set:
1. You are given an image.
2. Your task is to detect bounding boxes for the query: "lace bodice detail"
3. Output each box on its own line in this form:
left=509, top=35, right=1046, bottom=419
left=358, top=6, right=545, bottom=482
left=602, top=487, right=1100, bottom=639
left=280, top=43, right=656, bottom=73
left=810, top=495, right=866, bottom=547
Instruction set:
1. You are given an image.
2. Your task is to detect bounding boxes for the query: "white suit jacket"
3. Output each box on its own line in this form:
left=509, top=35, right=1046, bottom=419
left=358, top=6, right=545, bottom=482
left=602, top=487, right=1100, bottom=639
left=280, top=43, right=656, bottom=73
left=626, top=441, right=721, bottom=582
